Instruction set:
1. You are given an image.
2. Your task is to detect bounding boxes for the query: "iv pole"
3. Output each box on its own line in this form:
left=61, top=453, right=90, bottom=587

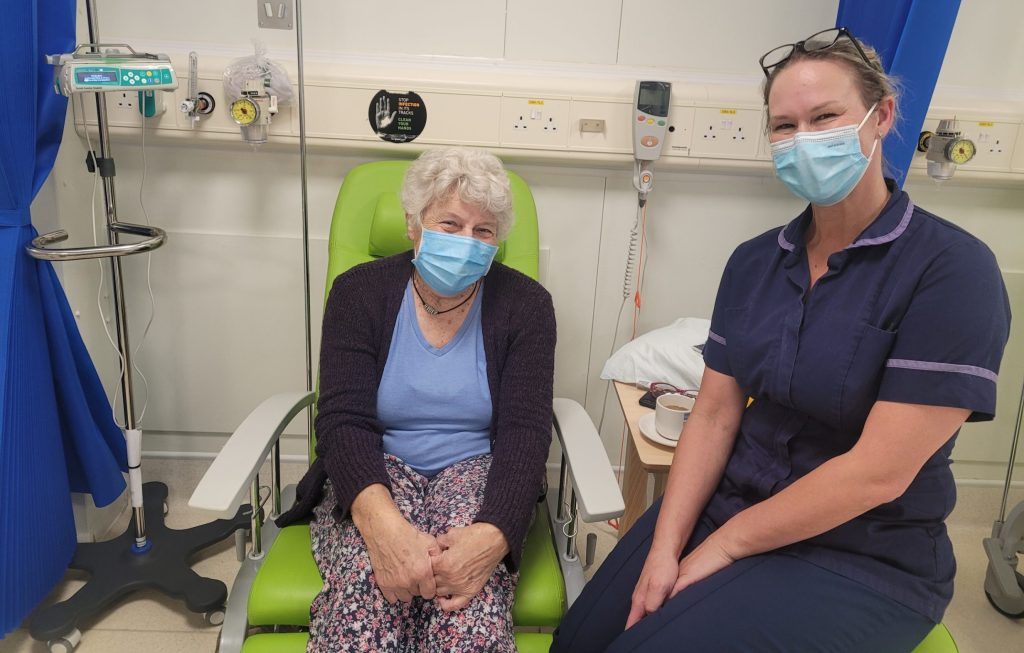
left=26, top=1, right=250, bottom=650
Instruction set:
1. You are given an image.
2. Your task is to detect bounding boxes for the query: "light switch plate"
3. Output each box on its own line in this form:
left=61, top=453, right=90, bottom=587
left=257, top=0, right=294, bottom=30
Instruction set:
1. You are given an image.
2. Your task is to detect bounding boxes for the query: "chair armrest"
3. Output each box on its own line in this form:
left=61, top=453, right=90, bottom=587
left=552, top=397, right=625, bottom=522
left=189, top=391, right=316, bottom=518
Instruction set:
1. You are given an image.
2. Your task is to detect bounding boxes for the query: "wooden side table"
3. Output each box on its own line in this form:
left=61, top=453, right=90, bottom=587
left=613, top=381, right=675, bottom=536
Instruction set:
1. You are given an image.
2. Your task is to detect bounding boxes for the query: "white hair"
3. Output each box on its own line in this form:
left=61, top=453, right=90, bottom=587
left=401, top=147, right=515, bottom=240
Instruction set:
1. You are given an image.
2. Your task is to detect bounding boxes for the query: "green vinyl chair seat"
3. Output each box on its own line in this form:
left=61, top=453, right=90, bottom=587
left=247, top=525, right=321, bottom=627
left=913, top=623, right=958, bottom=653
left=247, top=503, right=566, bottom=628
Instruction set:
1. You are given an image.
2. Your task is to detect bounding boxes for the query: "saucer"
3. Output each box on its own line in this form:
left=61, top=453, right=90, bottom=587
left=638, top=413, right=679, bottom=449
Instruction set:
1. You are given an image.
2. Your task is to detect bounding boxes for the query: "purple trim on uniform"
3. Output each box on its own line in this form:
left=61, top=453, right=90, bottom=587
left=708, top=330, right=727, bottom=346
left=886, top=358, right=998, bottom=383
left=777, top=228, right=796, bottom=252
left=848, top=200, right=915, bottom=249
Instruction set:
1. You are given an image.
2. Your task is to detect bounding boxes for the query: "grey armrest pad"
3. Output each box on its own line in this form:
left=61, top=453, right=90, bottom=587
left=553, top=397, right=625, bottom=522
left=189, top=391, right=315, bottom=517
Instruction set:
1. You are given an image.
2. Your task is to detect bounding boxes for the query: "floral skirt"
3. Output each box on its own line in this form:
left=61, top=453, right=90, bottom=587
left=307, top=454, right=519, bottom=652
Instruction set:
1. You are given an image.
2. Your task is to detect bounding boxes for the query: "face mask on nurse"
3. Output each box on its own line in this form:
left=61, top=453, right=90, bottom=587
left=770, top=102, right=879, bottom=206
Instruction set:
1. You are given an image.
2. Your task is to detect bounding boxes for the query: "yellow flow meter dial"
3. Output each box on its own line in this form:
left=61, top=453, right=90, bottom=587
left=944, top=137, right=976, bottom=165
left=230, top=97, right=259, bottom=126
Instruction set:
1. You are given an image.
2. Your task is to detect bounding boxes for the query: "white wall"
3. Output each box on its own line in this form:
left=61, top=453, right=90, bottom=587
left=52, top=0, right=1024, bottom=478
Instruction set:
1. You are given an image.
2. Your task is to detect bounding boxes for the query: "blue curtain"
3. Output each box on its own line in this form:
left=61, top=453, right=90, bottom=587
left=1, top=0, right=127, bottom=636
left=837, top=0, right=962, bottom=187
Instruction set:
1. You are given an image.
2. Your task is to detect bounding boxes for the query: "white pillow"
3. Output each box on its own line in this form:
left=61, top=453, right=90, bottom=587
left=600, top=317, right=709, bottom=391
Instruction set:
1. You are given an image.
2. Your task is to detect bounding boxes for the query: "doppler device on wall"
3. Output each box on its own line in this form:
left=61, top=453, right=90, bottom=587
left=632, top=81, right=672, bottom=198
left=633, top=81, right=672, bottom=161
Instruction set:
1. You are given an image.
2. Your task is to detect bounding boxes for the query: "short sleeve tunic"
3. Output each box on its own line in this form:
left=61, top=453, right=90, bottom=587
left=701, top=183, right=1011, bottom=622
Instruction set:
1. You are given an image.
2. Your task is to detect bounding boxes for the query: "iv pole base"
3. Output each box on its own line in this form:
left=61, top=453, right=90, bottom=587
left=28, top=481, right=252, bottom=644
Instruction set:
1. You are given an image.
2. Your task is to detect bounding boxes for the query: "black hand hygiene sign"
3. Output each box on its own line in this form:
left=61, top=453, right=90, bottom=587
left=369, top=90, right=427, bottom=143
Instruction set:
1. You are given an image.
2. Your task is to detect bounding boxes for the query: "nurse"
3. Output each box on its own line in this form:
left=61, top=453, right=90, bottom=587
left=552, top=28, right=1011, bottom=652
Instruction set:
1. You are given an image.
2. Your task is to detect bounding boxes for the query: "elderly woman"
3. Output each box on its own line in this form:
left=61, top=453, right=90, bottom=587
left=553, top=28, right=1010, bottom=652
left=276, top=147, right=556, bottom=652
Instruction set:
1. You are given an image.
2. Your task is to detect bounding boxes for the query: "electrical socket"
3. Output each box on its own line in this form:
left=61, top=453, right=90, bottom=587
left=689, top=107, right=760, bottom=159
left=105, top=91, right=143, bottom=127
left=967, top=120, right=1017, bottom=169
left=500, top=97, right=569, bottom=148
left=115, top=91, right=137, bottom=111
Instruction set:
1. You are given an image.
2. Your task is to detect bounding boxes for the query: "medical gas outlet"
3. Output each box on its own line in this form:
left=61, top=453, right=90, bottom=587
left=918, top=119, right=976, bottom=181
left=230, top=78, right=279, bottom=145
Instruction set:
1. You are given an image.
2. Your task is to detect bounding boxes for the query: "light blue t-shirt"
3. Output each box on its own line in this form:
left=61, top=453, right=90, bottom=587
left=376, top=281, right=492, bottom=478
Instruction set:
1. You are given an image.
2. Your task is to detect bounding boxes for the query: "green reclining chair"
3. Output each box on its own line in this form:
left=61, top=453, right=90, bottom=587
left=189, top=160, right=624, bottom=653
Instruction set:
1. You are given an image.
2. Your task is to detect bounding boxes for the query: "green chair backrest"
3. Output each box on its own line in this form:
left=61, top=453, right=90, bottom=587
left=311, top=159, right=541, bottom=461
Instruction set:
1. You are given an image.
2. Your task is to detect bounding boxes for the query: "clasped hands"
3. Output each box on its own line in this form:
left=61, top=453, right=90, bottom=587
left=362, top=514, right=508, bottom=612
left=625, top=535, right=738, bottom=630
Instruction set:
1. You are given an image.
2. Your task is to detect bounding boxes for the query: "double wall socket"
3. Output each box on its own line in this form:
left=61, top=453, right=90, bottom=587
left=689, top=107, right=761, bottom=159
left=500, top=96, right=570, bottom=148
left=968, top=120, right=1017, bottom=169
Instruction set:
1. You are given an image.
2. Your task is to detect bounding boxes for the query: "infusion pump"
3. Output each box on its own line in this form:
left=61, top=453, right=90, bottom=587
left=48, top=46, right=177, bottom=96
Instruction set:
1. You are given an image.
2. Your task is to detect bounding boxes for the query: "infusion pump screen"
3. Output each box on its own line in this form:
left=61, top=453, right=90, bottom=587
left=76, top=70, right=118, bottom=83
left=637, top=83, right=670, bottom=117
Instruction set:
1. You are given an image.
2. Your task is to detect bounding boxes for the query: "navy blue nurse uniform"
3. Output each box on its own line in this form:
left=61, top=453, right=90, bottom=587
left=552, top=184, right=1011, bottom=652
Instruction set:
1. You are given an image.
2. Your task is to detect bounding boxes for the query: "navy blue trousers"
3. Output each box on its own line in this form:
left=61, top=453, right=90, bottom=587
left=551, top=498, right=935, bottom=652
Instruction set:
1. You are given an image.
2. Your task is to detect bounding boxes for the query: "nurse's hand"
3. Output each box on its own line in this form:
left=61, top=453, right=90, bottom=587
left=625, top=546, right=681, bottom=629
left=431, top=523, right=509, bottom=611
left=668, top=535, right=736, bottom=599
left=352, top=484, right=440, bottom=603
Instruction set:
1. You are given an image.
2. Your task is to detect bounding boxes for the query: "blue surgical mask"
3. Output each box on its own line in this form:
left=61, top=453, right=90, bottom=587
left=413, top=228, right=498, bottom=296
left=770, top=103, right=879, bottom=206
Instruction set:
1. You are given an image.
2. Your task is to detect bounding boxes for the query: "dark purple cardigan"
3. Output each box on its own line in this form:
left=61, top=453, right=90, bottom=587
left=277, top=251, right=556, bottom=570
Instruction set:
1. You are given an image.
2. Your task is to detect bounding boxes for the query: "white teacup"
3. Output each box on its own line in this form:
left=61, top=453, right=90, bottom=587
left=655, top=393, right=695, bottom=441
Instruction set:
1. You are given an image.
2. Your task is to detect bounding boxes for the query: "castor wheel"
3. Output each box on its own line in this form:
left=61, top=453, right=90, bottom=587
left=205, top=607, right=226, bottom=626
left=47, top=628, right=82, bottom=653
left=985, top=570, right=1024, bottom=618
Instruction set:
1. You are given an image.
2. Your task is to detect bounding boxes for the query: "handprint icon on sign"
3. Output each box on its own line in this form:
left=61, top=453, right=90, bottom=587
left=368, top=90, right=427, bottom=143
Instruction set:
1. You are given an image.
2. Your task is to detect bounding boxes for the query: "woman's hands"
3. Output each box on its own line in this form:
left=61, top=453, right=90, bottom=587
left=352, top=484, right=440, bottom=603
left=625, top=545, right=682, bottom=629
left=362, top=512, right=441, bottom=603
left=431, top=523, right=509, bottom=612
left=625, top=536, right=737, bottom=630
left=669, top=536, right=736, bottom=599
left=352, top=485, right=507, bottom=609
